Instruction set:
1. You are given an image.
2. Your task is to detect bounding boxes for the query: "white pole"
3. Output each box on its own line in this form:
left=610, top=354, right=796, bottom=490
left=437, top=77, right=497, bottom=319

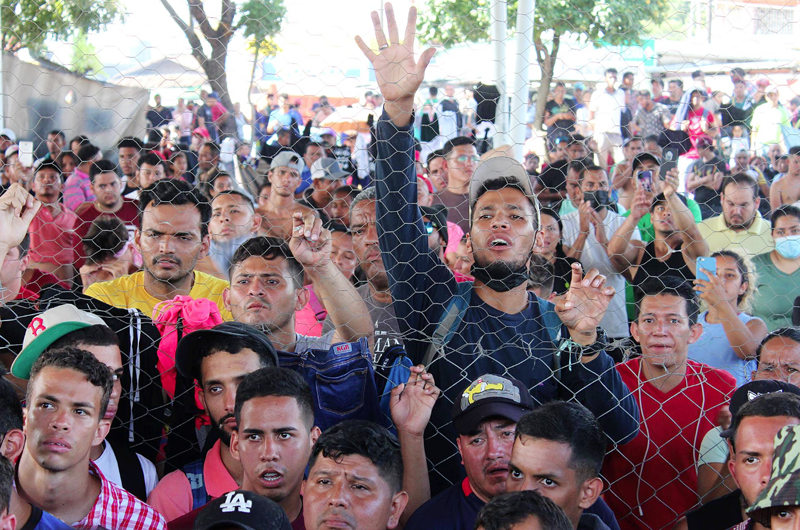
left=510, top=0, right=534, bottom=160
left=490, top=0, right=507, bottom=146
left=0, top=4, right=5, bottom=130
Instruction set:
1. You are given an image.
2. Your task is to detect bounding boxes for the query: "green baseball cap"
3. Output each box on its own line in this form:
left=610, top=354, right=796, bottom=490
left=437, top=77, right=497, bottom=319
left=747, top=424, right=800, bottom=526
left=11, top=304, right=107, bottom=379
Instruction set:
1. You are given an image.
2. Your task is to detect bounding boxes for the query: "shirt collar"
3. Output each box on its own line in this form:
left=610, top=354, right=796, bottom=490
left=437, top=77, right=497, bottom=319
left=204, top=439, right=239, bottom=497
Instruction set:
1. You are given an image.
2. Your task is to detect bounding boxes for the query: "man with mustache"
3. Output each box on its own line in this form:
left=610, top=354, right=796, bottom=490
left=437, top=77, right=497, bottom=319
left=9, top=304, right=158, bottom=501
left=356, top=3, right=638, bottom=494
left=86, top=179, right=231, bottom=320
left=147, top=322, right=279, bottom=521
left=698, top=173, right=774, bottom=256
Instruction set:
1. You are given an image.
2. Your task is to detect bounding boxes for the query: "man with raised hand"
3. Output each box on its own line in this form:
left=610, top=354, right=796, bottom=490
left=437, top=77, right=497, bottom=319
left=355, top=2, right=638, bottom=493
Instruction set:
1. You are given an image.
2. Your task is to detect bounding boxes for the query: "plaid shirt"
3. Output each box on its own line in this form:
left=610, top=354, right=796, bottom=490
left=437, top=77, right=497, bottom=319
left=73, top=462, right=166, bottom=530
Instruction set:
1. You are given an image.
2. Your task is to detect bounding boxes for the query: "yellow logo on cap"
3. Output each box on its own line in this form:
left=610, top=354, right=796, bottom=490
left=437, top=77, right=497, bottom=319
left=463, top=380, right=505, bottom=405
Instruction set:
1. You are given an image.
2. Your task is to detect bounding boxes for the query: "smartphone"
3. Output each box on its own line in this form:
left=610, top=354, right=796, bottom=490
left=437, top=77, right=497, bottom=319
left=19, top=141, right=33, bottom=168
left=660, top=148, right=678, bottom=181
left=696, top=256, right=717, bottom=283
left=638, top=170, right=653, bottom=192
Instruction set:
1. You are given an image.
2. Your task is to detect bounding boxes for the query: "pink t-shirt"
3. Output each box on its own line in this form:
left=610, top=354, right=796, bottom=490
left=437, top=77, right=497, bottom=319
left=684, top=108, right=715, bottom=160
left=28, top=205, right=78, bottom=267
left=146, top=439, right=238, bottom=522
left=63, top=168, right=96, bottom=212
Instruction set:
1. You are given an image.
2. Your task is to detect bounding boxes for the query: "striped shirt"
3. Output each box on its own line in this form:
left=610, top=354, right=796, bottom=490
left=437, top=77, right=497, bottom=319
left=72, top=462, right=166, bottom=530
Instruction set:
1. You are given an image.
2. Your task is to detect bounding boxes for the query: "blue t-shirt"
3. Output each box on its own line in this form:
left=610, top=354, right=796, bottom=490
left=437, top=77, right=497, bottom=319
left=20, top=507, right=72, bottom=530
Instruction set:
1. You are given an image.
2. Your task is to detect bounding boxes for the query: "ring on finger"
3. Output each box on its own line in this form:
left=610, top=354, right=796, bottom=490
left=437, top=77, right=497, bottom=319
left=379, top=44, right=389, bottom=50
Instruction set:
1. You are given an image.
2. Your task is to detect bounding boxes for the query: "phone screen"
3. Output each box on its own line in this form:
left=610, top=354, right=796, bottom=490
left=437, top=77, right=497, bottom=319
left=638, top=170, right=653, bottom=192
left=696, top=256, right=717, bottom=283
left=19, top=141, right=33, bottom=168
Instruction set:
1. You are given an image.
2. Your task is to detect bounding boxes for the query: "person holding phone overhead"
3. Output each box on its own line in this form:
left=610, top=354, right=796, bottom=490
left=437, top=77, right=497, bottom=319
left=608, top=164, right=708, bottom=294
left=690, top=251, right=768, bottom=386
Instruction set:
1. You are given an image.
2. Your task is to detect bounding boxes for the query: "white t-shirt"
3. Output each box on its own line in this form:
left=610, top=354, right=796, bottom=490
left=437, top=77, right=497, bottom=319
left=562, top=208, right=638, bottom=338
left=93, top=441, right=159, bottom=497
left=697, top=426, right=729, bottom=468
left=589, top=88, right=626, bottom=135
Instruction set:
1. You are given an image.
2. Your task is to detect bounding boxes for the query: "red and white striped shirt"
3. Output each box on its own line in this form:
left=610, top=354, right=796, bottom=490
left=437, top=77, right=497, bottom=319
left=72, top=462, right=166, bottom=530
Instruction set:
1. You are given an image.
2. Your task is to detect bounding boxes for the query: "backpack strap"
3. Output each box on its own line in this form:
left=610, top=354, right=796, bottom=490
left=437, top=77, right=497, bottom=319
left=423, top=282, right=474, bottom=368
left=183, top=458, right=211, bottom=511
left=111, top=442, right=147, bottom=502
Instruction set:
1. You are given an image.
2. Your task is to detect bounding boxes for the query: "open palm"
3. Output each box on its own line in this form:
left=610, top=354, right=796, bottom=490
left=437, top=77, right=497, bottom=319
left=355, top=3, right=436, bottom=106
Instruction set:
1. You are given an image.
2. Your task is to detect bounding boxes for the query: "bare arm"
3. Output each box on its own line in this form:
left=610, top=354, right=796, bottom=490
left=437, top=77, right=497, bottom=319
left=607, top=212, right=646, bottom=280
left=290, top=213, right=373, bottom=344
left=771, top=181, right=785, bottom=214
left=390, top=366, right=440, bottom=526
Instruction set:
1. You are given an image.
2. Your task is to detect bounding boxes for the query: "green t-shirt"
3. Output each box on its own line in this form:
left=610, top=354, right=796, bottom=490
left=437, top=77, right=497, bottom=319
left=751, top=252, right=800, bottom=331
left=621, top=197, right=702, bottom=242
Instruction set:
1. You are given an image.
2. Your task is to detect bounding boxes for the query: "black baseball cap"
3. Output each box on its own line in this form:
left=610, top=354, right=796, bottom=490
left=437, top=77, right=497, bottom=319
left=631, top=152, right=663, bottom=172
left=452, top=374, right=535, bottom=435
left=720, top=380, right=800, bottom=438
left=176, top=322, right=279, bottom=380
left=650, top=191, right=688, bottom=212
left=193, top=490, right=291, bottom=530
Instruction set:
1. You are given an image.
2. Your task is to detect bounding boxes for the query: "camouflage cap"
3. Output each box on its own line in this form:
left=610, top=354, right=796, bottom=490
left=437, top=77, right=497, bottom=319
left=747, top=424, right=800, bottom=526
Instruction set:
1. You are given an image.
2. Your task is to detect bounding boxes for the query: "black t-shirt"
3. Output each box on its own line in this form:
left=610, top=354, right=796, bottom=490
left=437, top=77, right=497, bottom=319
left=545, top=98, right=577, bottom=138
left=686, top=489, right=744, bottom=530
left=689, top=156, right=728, bottom=219
left=632, top=241, right=696, bottom=291
left=552, top=253, right=580, bottom=295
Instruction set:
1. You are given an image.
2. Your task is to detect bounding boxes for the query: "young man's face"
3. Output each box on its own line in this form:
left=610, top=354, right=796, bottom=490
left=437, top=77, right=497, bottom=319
left=199, top=146, right=218, bottom=171
left=47, top=133, right=65, bottom=156
left=444, top=145, right=479, bottom=188
left=456, top=419, right=516, bottom=502
left=507, top=435, right=598, bottom=527
left=624, top=140, right=644, bottom=160
left=351, top=199, right=388, bottom=287
left=79, top=344, right=123, bottom=422
left=231, top=395, right=319, bottom=507
left=212, top=176, right=234, bottom=196
left=731, top=415, right=800, bottom=509
left=631, top=294, right=702, bottom=368
left=303, top=453, right=407, bottom=530
left=135, top=203, right=209, bottom=284
left=118, top=147, right=140, bottom=177
left=138, top=162, right=166, bottom=190
left=470, top=187, right=538, bottom=273
left=325, top=193, right=353, bottom=227
left=210, top=193, right=259, bottom=243
left=330, top=231, right=358, bottom=281
left=198, top=349, right=264, bottom=447
left=24, top=367, right=110, bottom=473
left=91, top=172, right=122, bottom=209
left=224, top=255, right=303, bottom=332
left=32, top=168, right=61, bottom=204
left=755, top=337, right=800, bottom=386
left=269, top=167, right=302, bottom=197
left=304, top=146, right=325, bottom=169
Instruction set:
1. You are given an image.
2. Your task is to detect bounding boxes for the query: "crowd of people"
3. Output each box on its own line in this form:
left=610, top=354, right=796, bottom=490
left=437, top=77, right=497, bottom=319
left=3, top=5, right=800, bottom=530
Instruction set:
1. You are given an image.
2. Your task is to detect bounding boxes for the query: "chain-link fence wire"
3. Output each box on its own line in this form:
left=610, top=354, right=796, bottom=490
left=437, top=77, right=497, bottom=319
left=1, top=0, right=799, bottom=527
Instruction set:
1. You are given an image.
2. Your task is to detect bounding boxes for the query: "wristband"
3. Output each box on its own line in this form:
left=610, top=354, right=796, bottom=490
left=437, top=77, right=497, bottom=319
left=557, top=327, right=608, bottom=358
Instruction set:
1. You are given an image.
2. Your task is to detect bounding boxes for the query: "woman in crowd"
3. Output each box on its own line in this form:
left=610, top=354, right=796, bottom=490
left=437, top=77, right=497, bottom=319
left=533, top=208, right=578, bottom=295
left=55, top=150, right=78, bottom=182
left=751, top=204, right=800, bottom=330
left=690, top=250, right=768, bottom=386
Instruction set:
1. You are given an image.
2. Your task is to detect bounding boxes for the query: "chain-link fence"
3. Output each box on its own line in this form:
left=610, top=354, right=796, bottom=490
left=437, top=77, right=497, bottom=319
left=1, top=0, right=800, bottom=528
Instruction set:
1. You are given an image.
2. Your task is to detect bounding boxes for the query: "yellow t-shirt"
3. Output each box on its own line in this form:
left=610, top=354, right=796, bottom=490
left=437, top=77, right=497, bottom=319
left=85, top=270, right=232, bottom=321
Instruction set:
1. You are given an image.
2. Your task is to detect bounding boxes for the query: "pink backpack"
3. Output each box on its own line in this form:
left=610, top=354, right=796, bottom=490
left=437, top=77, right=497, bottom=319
left=153, top=296, right=224, bottom=401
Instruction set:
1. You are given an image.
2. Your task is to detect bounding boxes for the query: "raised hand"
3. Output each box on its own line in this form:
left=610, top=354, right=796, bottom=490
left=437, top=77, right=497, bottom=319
left=390, top=365, right=440, bottom=438
left=289, top=211, right=331, bottom=270
left=355, top=3, right=436, bottom=125
left=553, top=263, right=615, bottom=344
left=630, top=187, right=651, bottom=222
left=0, top=182, right=40, bottom=253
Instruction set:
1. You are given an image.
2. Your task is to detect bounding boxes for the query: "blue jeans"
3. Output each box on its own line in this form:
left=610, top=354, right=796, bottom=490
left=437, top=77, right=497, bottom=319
left=278, top=338, right=388, bottom=432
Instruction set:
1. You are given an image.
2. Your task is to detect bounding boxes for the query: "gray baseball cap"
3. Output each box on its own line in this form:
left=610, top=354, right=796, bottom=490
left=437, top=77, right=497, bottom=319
left=311, top=158, right=349, bottom=180
left=270, top=151, right=304, bottom=174
left=468, top=156, right=540, bottom=227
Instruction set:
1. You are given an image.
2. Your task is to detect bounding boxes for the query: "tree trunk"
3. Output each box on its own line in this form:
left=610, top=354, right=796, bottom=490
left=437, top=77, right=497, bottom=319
left=203, top=45, right=233, bottom=111
left=533, top=32, right=560, bottom=134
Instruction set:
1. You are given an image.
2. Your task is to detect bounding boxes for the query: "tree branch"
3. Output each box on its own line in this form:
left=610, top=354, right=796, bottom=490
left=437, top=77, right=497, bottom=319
left=187, top=0, right=219, bottom=40
left=219, top=0, right=236, bottom=40
left=159, top=0, right=207, bottom=63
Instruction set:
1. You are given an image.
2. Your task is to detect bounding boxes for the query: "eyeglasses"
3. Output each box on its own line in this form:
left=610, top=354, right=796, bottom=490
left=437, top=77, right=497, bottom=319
left=454, top=155, right=480, bottom=164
